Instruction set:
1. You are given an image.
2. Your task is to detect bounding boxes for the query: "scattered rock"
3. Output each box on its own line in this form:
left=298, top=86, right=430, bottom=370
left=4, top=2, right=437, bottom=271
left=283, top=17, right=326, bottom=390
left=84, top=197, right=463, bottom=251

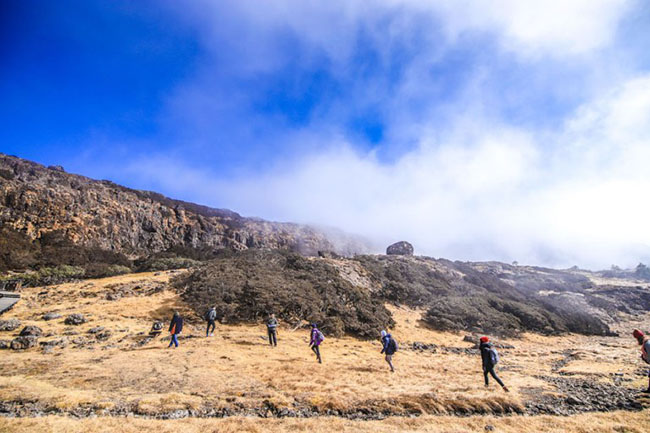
left=42, top=312, right=62, bottom=321
left=40, top=338, right=68, bottom=352
left=386, top=241, right=414, bottom=256
left=10, top=336, right=38, bottom=350
left=19, top=326, right=43, bottom=337
left=0, top=318, right=21, bottom=331
left=106, top=293, right=120, bottom=301
left=47, top=165, right=65, bottom=172
left=485, top=426, right=495, bottom=432
left=95, top=330, right=112, bottom=341
left=411, top=342, right=438, bottom=353
left=87, top=326, right=105, bottom=334
left=0, top=340, right=10, bottom=349
left=65, top=314, right=87, bottom=325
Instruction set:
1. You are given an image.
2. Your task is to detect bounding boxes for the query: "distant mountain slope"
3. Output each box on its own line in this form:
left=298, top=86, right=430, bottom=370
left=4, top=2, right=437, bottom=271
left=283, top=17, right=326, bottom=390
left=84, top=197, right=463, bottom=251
left=0, top=153, right=368, bottom=269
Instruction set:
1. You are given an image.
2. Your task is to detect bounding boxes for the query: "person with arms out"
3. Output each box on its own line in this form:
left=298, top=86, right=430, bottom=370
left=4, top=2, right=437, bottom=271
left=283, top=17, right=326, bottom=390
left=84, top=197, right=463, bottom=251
left=380, top=330, right=398, bottom=372
left=309, top=323, right=324, bottom=363
left=632, top=329, right=650, bottom=393
left=267, top=313, right=278, bottom=347
left=479, top=336, right=509, bottom=392
left=168, top=311, right=183, bottom=348
left=205, top=306, right=217, bottom=337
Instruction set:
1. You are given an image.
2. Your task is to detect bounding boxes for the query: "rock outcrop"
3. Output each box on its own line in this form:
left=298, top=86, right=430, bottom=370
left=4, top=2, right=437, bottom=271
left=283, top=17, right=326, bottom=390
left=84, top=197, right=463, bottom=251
left=386, top=241, right=414, bottom=256
left=0, top=153, right=368, bottom=264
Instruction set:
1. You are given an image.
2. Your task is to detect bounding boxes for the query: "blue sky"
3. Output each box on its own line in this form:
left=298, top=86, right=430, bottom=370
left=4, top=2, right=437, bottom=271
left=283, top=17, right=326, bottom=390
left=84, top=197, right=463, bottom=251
left=2, top=1, right=650, bottom=268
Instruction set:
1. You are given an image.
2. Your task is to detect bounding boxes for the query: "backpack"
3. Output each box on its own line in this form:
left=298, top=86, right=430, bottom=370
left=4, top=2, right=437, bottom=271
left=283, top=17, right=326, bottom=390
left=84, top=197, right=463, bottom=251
left=316, top=329, right=325, bottom=343
left=388, top=338, right=398, bottom=353
left=488, top=347, right=500, bottom=365
left=205, top=309, right=216, bottom=321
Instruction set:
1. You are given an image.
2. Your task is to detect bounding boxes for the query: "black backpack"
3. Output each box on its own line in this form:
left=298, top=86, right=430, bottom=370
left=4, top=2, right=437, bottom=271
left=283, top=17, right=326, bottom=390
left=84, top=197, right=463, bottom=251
left=388, top=338, right=398, bottom=353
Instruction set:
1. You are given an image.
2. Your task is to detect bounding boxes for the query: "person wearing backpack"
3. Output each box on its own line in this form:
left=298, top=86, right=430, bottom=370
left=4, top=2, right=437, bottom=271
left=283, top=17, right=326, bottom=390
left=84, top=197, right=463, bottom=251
left=267, top=314, right=278, bottom=347
left=309, top=323, right=323, bottom=363
left=380, top=330, right=397, bottom=372
left=168, top=311, right=183, bottom=348
left=205, top=306, right=217, bottom=337
left=632, top=329, right=650, bottom=393
left=479, top=336, right=509, bottom=392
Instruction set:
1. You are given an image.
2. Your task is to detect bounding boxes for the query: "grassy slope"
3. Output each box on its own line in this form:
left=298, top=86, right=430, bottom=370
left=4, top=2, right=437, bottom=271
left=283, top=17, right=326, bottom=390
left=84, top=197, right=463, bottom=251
left=0, top=271, right=649, bottom=432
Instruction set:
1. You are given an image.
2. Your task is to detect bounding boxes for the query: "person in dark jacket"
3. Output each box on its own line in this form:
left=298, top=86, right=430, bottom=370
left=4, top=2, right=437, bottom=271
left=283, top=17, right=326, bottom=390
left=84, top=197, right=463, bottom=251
left=266, top=314, right=278, bottom=347
left=632, top=329, right=650, bottom=393
left=309, top=323, right=323, bottom=363
left=168, top=311, right=183, bottom=348
left=479, top=336, right=509, bottom=392
left=380, top=330, right=396, bottom=372
left=205, top=306, right=217, bottom=337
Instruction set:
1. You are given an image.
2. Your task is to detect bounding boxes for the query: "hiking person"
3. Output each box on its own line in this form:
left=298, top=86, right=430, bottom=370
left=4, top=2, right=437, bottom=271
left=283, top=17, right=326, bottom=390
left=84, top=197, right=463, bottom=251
left=205, top=306, right=217, bottom=337
left=309, top=323, right=324, bottom=363
left=380, top=330, right=397, bottom=372
left=632, top=329, right=650, bottom=393
left=479, top=336, right=509, bottom=392
left=266, top=313, right=278, bottom=347
left=168, top=311, right=183, bottom=348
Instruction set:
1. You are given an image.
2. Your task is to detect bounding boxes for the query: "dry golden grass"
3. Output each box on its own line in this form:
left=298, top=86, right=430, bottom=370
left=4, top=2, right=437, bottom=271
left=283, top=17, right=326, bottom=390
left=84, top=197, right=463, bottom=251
left=1, top=412, right=650, bottom=433
left=1, top=271, right=649, bottom=432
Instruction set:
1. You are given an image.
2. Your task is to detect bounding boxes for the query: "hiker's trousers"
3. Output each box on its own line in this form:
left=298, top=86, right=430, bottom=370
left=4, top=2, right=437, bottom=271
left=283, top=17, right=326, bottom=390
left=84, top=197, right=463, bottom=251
left=483, top=366, right=504, bottom=387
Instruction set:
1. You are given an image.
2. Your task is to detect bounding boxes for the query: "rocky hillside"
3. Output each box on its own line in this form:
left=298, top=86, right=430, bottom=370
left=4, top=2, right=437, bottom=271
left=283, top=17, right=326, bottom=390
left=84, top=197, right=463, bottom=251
left=0, top=153, right=368, bottom=273
left=174, top=250, right=650, bottom=337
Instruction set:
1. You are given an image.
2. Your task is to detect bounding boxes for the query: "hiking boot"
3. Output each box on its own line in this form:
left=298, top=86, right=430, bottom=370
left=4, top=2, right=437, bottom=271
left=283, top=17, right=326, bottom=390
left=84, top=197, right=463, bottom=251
left=502, top=386, right=510, bottom=393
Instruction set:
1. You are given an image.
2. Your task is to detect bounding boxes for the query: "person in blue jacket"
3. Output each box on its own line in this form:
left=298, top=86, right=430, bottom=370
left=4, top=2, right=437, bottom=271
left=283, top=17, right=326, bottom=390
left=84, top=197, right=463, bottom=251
left=380, top=330, right=397, bottom=372
left=168, top=311, right=183, bottom=348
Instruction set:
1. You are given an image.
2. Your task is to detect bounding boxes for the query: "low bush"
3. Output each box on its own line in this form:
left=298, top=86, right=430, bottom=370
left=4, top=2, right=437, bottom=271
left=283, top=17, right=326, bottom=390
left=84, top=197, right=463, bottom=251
left=172, top=249, right=394, bottom=338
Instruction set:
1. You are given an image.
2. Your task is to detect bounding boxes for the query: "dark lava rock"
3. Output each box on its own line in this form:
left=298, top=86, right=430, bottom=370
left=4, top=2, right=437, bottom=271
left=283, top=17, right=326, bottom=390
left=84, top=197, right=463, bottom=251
left=411, top=341, right=438, bottom=352
left=318, top=250, right=341, bottom=259
left=65, top=314, right=87, bottom=325
left=11, top=336, right=38, bottom=350
left=87, top=326, right=105, bottom=334
left=0, top=340, right=10, bottom=349
left=0, top=318, right=21, bottom=331
left=95, top=330, right=112, bottom=341
left=42, top=312, right=62, bottom=321
left=19, top=325, right=43, bottom=337
left=386, top=241, right=414, bottom=256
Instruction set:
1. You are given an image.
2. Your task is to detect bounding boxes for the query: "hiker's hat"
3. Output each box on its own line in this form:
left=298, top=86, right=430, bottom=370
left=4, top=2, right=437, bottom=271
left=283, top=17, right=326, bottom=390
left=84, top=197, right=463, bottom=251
left=633, top=329, right=644, bottom=339
left=480, top=336, right=489, bottom=343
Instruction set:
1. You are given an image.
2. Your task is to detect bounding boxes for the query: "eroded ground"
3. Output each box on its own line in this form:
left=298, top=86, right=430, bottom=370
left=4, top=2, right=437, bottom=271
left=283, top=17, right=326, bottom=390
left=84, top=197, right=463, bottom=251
left=0, top=271, right=649, bottom=432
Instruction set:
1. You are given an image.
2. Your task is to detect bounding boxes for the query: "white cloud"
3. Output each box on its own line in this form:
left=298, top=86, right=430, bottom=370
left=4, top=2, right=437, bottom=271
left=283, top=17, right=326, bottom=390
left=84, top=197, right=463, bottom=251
left=127, top=73, right=650, bottom=269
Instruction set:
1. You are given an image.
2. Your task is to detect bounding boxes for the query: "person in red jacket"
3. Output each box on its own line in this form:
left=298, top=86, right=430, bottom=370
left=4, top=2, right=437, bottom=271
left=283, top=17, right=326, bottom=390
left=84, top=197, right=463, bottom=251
left=168, top=311, right=183, bottom=348
left=632, top=329, right=650, bottom=393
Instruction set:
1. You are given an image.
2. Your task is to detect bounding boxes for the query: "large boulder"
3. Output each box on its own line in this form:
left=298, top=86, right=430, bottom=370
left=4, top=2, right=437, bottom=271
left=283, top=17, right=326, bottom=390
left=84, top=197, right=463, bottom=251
left=386, top=241, right=414, bottom=256
left=0, top=319, right=20, bottom=331
left=11, top=336, right=38, bottom=350
left=19, top=325, right=43, bottom=337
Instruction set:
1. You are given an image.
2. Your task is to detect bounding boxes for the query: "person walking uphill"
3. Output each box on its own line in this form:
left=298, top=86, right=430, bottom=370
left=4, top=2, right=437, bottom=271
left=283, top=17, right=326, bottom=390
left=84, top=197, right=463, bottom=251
left=479, top=336, right=509, bottom=392
left=205, top=306, right=217, bottom=337
left=168, top=311, right=183, bottom=348
left=309, top=323, right=324, bottom=363
left=380, top=330, right=398, bottom=372
left=267, top=314, right=278, bottom=347
left=632, top=329, right=650, bottom=393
